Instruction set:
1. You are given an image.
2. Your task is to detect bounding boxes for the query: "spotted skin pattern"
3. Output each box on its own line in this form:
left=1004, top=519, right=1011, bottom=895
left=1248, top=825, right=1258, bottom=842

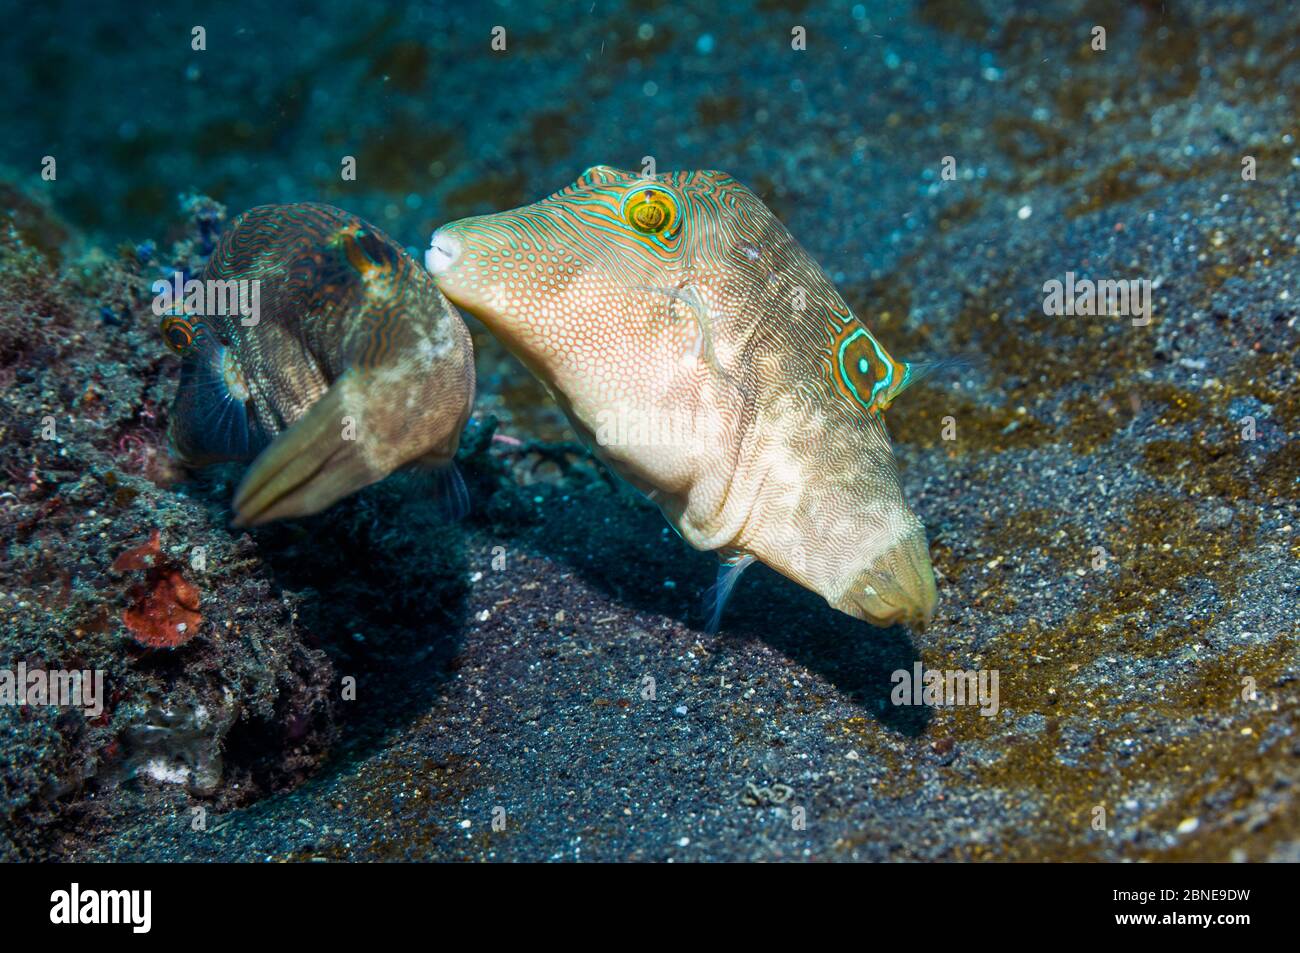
left=428, top=167, right=937, bottom=628
left=169, top=202, right=475, bottom=526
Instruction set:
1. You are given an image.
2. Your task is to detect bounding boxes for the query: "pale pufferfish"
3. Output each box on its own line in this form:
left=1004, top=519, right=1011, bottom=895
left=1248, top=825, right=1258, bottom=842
left=166, top=202, right=475, bottom=526
left=426, top=166, right=939, bottom=629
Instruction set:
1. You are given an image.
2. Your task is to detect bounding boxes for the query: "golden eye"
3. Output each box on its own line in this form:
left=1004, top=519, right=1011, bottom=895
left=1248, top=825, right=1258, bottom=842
left=160, top=315, right=197, bottom=356
left=625, top=190, right=677, bottom=235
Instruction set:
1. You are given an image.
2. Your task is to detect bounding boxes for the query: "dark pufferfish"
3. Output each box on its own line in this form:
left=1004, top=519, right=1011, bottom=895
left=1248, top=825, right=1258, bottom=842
left=166, top=202, right=475, bottom=526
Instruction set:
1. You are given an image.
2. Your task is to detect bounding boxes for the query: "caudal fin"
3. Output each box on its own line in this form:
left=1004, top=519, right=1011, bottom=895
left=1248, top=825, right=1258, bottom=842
left=231, top=372, right=383, bottom=526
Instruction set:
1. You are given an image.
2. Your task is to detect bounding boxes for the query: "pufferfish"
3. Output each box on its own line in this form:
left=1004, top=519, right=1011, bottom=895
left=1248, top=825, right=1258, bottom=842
left=426, top=166, right=940, bottom=629
left=165, top=202, right=475, bottom=526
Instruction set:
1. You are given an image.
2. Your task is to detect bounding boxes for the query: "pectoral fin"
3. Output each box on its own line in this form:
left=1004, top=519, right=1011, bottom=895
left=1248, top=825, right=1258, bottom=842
left=167, top=329, right=271, bottom=467
left=879, top=357, right=969, bottom=410
left=231, top=375, right=381, bottom=527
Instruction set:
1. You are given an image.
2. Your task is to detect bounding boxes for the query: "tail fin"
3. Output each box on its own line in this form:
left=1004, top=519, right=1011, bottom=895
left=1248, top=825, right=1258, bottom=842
left=230, top=371, right=383, bottom=526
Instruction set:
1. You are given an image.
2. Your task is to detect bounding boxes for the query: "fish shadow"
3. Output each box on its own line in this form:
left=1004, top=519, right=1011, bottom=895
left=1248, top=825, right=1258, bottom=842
left=719, top=563, right=931, bottom=737
left=198, top=470, right=472, bottom=780
left=515, top=486, right=930, bottom=736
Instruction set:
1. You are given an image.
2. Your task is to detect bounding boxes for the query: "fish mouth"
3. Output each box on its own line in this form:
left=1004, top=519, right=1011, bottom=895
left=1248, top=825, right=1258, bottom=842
left=849, top=525, right=939, bottom=630
left=425, top=229, right=461, bottom=276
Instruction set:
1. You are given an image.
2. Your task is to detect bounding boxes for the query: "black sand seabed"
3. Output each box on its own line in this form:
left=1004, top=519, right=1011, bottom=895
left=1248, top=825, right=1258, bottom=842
left=0, top=1, right=1296, bottom=860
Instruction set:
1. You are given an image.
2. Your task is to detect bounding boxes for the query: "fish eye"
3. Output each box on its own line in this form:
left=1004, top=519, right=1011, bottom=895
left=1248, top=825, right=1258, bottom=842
left=622, top=187, right=679, bottom=236
left=160, top=315, right=197, bottom=356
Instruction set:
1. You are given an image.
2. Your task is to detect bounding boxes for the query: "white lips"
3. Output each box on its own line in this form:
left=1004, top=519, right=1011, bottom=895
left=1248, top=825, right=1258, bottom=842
left=425, top=230, right=460, bottom=275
